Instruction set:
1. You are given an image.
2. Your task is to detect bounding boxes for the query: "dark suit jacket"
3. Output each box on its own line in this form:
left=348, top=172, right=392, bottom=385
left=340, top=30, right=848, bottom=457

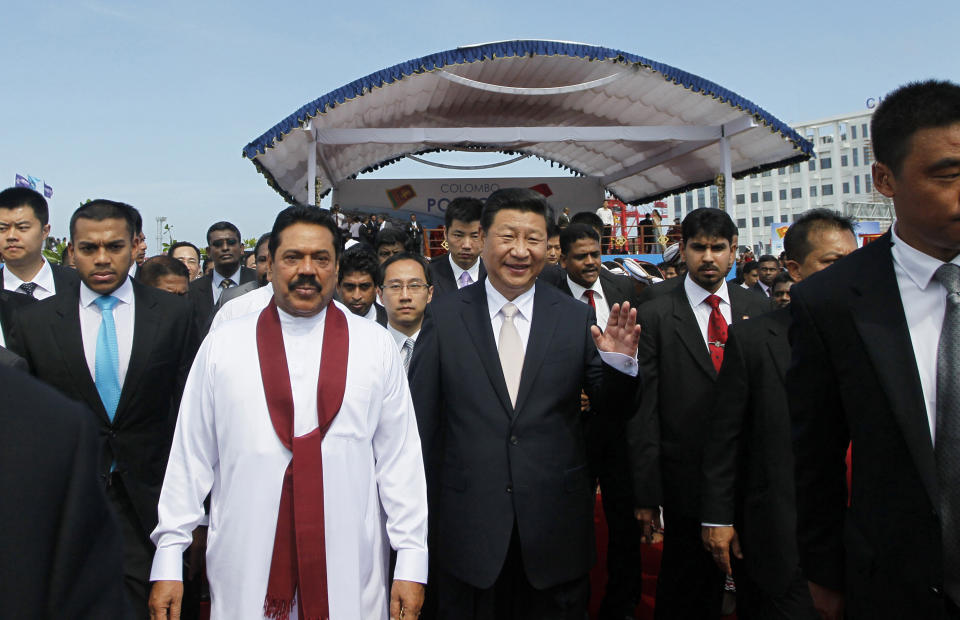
left=753, top=281, right=771, bottom=297
left=215, top=279, right=261, bottom=309
left=635, top=274, right=682, bottom=305
left=0, top=263, right=78, bottom=294
left=0, top=344, right=27, bottom=370
left=10, top=279, right=197, bottom=538
left=375, top=303, right=388, bottom=327
left=427, top=256, right=486, bottom=299
left=700, top=308, right=801, bottom=595
left=188, top=266, right=257, bottom=336
left=0, top=364, right=128, bottom=619
left=409, top=281, right=640, bottom=590
left=627, top=278, right=771, bottom=518
left=555, top=269, right=639, bottom=315
left=788, top=231, right=950, bottom=618
left=0, top=289, right=35, bottom=344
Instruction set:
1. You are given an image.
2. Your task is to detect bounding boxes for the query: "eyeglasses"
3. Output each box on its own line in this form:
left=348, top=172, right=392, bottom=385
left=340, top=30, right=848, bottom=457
left=381, top=281, right=429, bottom=294
left=176, top=256, right=199, bottom=265
left=210, top=238, right=239, bottom=248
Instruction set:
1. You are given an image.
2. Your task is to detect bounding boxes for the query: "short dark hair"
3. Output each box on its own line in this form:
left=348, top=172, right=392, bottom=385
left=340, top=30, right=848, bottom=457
left=570, top=211, right=604, bottom=236
left=129, top=205, right=143, bottom=235
left=0, top=187, right=49, bottom=225
left=376, top=227, right=409, bottom=251
left=254, top=233, right=271, bottom=254
left=206, top=221, right=241, bottom=245
left=167, top=241, right=201, bottom=262
left=69, top=200, right=137, bottom=240
left=138, top=255, right=190, bottom=287
left=559, top=223, right=600, bottom=255
left=756, top=254, right=779, bottom=265
left=772, top=271, right=795, bottom=288
left=338, top=246, right=379, bottom=285
left=268, top=206, right=342, bottom=259
left=680, top=208, right=737, bottom=244
left=783, top=208, right=856, bottom=263
left=872, top=80, right=960, bottom=175
left=480, top=188, right=548, bottom=231
left=445, top=197, right=484, bottom=229
left=547, top=222, right=561, bottom=239
left=378, top=252, right=432, bottom=287
left=741, top=261, right=759, bottom=275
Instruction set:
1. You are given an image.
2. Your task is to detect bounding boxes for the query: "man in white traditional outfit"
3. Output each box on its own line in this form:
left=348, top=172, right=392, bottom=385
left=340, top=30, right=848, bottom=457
left=148, top=206, right=428, bottom=620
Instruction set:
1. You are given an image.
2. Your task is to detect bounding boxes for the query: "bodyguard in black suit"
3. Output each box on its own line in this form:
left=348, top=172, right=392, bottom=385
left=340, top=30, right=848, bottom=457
left=187, top=221, right=256, bottom=334
left=627, top=208, right=771, bottom=619
left=10, top=200, right=196, bottom=619
left=410, top=188, right=641, bottom=619
left=0, top=289, right=34, bottom=346
left=788, top=81, right=960, bottom=620
left=0, top=364, right=128, bottom=619
left=427, top=197, right=486, bottom=299
left=556, top=223, right=642, bottom=619
left=700, top=209, right=858, bottom=619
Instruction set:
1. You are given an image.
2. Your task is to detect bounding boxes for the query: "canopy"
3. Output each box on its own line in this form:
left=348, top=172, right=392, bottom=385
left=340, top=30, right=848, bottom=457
left=243, top=40, right=812, bottom=206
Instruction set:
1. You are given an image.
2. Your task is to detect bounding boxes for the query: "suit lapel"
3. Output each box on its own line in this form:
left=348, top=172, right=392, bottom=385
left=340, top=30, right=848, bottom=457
left=849, top=233, right=938, bottom=505
left=115, top=283, right=159, bottom=422
left=514, top=285, right=560, bottom=415
left=671, top=285, right=717, bottom=379
left=51, top=294, right=110, bottom=422
left=459, top=284, right=514, bottom=415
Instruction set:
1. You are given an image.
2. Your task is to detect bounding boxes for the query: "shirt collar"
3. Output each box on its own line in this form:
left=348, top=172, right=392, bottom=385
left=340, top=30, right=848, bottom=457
left=80, top=274, right=134, bottom=307
left=387, top=323, right=419, bottom=348
left=683, top=272, right=730, bottom=307
left=3, top=259, right=55, bottom=294
left=212, top=265, right=242, bottom=289
left=486, top=279, right=535, bottom=322
left=449, top=254, right=480, bottom=284
left=363, top=302, right=379, bottom=321
left=566, top=274, right=604, bottom=303
left=891, top=221, right=960, bottom=290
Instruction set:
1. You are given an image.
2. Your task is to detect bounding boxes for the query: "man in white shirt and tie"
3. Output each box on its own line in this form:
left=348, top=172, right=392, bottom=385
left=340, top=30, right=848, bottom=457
left=378, top=253, right=434, bottom=372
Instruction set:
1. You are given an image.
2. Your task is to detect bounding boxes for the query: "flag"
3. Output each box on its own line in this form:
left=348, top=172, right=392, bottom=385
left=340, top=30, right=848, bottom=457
left=386, top=184, right=416, bottom=209
left=27, top=175, right=42, bottom=191
left=43, top=184, right=53, bottom=198
left=528, top=183, right=553, bottom=198
left=15, top=174, right=30, bottom=188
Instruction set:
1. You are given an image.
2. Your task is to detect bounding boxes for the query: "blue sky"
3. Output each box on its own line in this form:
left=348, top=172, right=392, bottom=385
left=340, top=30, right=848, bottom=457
left=3, top=0, right=958, bottom=249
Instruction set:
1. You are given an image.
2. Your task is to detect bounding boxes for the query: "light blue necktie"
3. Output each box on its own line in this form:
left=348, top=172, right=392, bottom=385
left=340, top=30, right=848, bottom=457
left=94, top=295, right=121, bottom=421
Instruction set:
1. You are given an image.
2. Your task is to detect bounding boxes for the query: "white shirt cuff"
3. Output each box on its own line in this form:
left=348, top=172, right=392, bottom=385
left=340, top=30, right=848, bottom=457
left=149, top=544, right=186, bottom=582
left=599, top=350, right=638, bottom=377
left=701, top=522, right=734, bottom=528
left=393, top=548, right=429, bottom=584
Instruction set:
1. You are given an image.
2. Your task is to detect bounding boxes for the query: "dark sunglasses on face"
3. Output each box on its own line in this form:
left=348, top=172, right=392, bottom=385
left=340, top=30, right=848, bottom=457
left=210, top=238, right=239, bottom=248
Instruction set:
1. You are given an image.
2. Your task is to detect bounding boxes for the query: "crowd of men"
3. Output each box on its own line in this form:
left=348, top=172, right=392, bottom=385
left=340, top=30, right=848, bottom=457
left=0, top=79, right=958, bottom=620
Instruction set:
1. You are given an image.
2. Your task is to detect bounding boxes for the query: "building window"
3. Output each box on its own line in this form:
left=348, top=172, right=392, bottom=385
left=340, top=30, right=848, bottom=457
left=686, top=193, right=694, bottom=213
left=750, top=173, right=758, bottom=179
left=862, top=123, right=869, bottom=138
left=762, top=191, right=773, bottom=202
left=790, top=163, right=801, bottom=174
left=865, top=174, right=873, bottom=193
left=863, top=147, right=872, bottom=165
left=820, top=157, right=833, bottom=170
left=854, top=176, right=861, bottom=194
left=750, top=192, right=759, bottom=204
left=778, top=167, right=786, bottom=175
left=808, top=159, right=816, bottom=171
left=736, top=194, right=745, bottom=205
left=822, top=184, right=834, bottom=196
left=810, top=186, right=818, bottom=197
left=763, top=216, right=774, bottom=225
left=842, top=182, right=850, bottom=194
left=841, top=154, right=849, bottom=167
left=710, top=186, right=719, bottom=208
left=737, top=218, right=747, bottom=228
left=762, top=170, right=772, bottom=178
left=853, top=148, right=859, bottom=167
left=851, top=125, right=858, bottom=140
left=752, top=217, right=760, bottom=228
left=779, top=189, right=787, bottom=200
left=791, top=187, right=803, bottom=199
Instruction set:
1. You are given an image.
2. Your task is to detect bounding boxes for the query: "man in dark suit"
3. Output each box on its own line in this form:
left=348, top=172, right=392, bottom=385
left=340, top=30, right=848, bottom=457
left=0, top=364, right=129, bottom=618
left=0, top=289, right=34, bottom=348
left=407, top=213, right=425, bottom=255
left=337, top=245, right=388, bottom=326
left=410, top=188, right=641, bottom=619
left=187, top=221, right=256, bottom=334
left=753, top=254, right=779, bottom=297
left=788, top=80, right=960, bottom=620
left=627, top=207, right=772, bottom=619
left=216, top=232, right=271, bottom=308
left=427, top=197, right=486, bottom=298
left=556, top=223, right=643, bottom=619
left=0, top=186, right=78, bottom=298
left=699, top=208, right=858, bottom=620
left=10, top=199, right=196, bottom=618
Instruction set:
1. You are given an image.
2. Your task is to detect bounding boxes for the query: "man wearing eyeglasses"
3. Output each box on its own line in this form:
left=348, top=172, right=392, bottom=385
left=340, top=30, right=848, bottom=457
left=378, top=253, right=433, bottom=372
left=187, top=221, right=257, bottom=334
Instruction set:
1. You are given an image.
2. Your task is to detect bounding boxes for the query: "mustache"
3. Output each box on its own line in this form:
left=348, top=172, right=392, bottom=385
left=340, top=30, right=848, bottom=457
left=290, top=275, right=322, bottom=290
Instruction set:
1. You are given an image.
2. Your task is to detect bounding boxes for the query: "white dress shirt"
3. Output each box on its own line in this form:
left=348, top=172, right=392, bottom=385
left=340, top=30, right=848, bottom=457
left=387, top=324, right=420, bottom=349
left=566, top=275, right=610, bottom=328
left=684, top=274, right=732, bottom=350
left=484, top=280, right=638, bottom=375
left=79, top=277, right=135, bottom=386
left=450, top=254, right=481, bottom=289
left=211, top=265, right=242, bottom=305
left=596, top=206, right=615, bottom=226
left=363, top=302, right=380, bottom=322
left=891, top=222, right=960, bottom=444
left=3, top=259, right=56, bottom=299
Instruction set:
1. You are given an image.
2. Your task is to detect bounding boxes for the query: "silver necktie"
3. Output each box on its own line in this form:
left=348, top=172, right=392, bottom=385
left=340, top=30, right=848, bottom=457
left=498, top=303, right=524, bottom=407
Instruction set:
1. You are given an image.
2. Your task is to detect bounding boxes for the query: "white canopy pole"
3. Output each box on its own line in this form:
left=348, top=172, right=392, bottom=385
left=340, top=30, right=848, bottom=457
left=306, top=126, right=317, bottom=206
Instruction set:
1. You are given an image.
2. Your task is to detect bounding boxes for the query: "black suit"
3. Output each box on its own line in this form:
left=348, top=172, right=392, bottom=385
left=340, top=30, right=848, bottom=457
left=627, top=277, right=771, bottom=618
left=187, top=266, right=257, bottom=334
left=10, top=279, right=197, bottom=618
left=0, top=262, right=78, bottom=295
left=635, top=275, right=682, bottom=305
left=0, top=289, right=35, bottom=344
left=557, top=270, right=643, bottom=619
left=375, top=302, right=389, bottom=327
left=427, top=256, right=486, bottom=299
left=410, top=280, right=639, bottom=618
left=0, top=344, right=27, bottom=369
left=753, top=281, right=771, bottom=297
left=788, top=232, right=953, bottom=619
left=0, top=364, right=128, bottom=619
left=700, top=308, right=816, bottom=618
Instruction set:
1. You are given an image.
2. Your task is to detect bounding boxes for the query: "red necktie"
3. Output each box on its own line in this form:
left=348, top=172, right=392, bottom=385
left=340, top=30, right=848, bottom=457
left=705, top=294, right=727, bottom=372
left=585, top=289, right=596, bottom=309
